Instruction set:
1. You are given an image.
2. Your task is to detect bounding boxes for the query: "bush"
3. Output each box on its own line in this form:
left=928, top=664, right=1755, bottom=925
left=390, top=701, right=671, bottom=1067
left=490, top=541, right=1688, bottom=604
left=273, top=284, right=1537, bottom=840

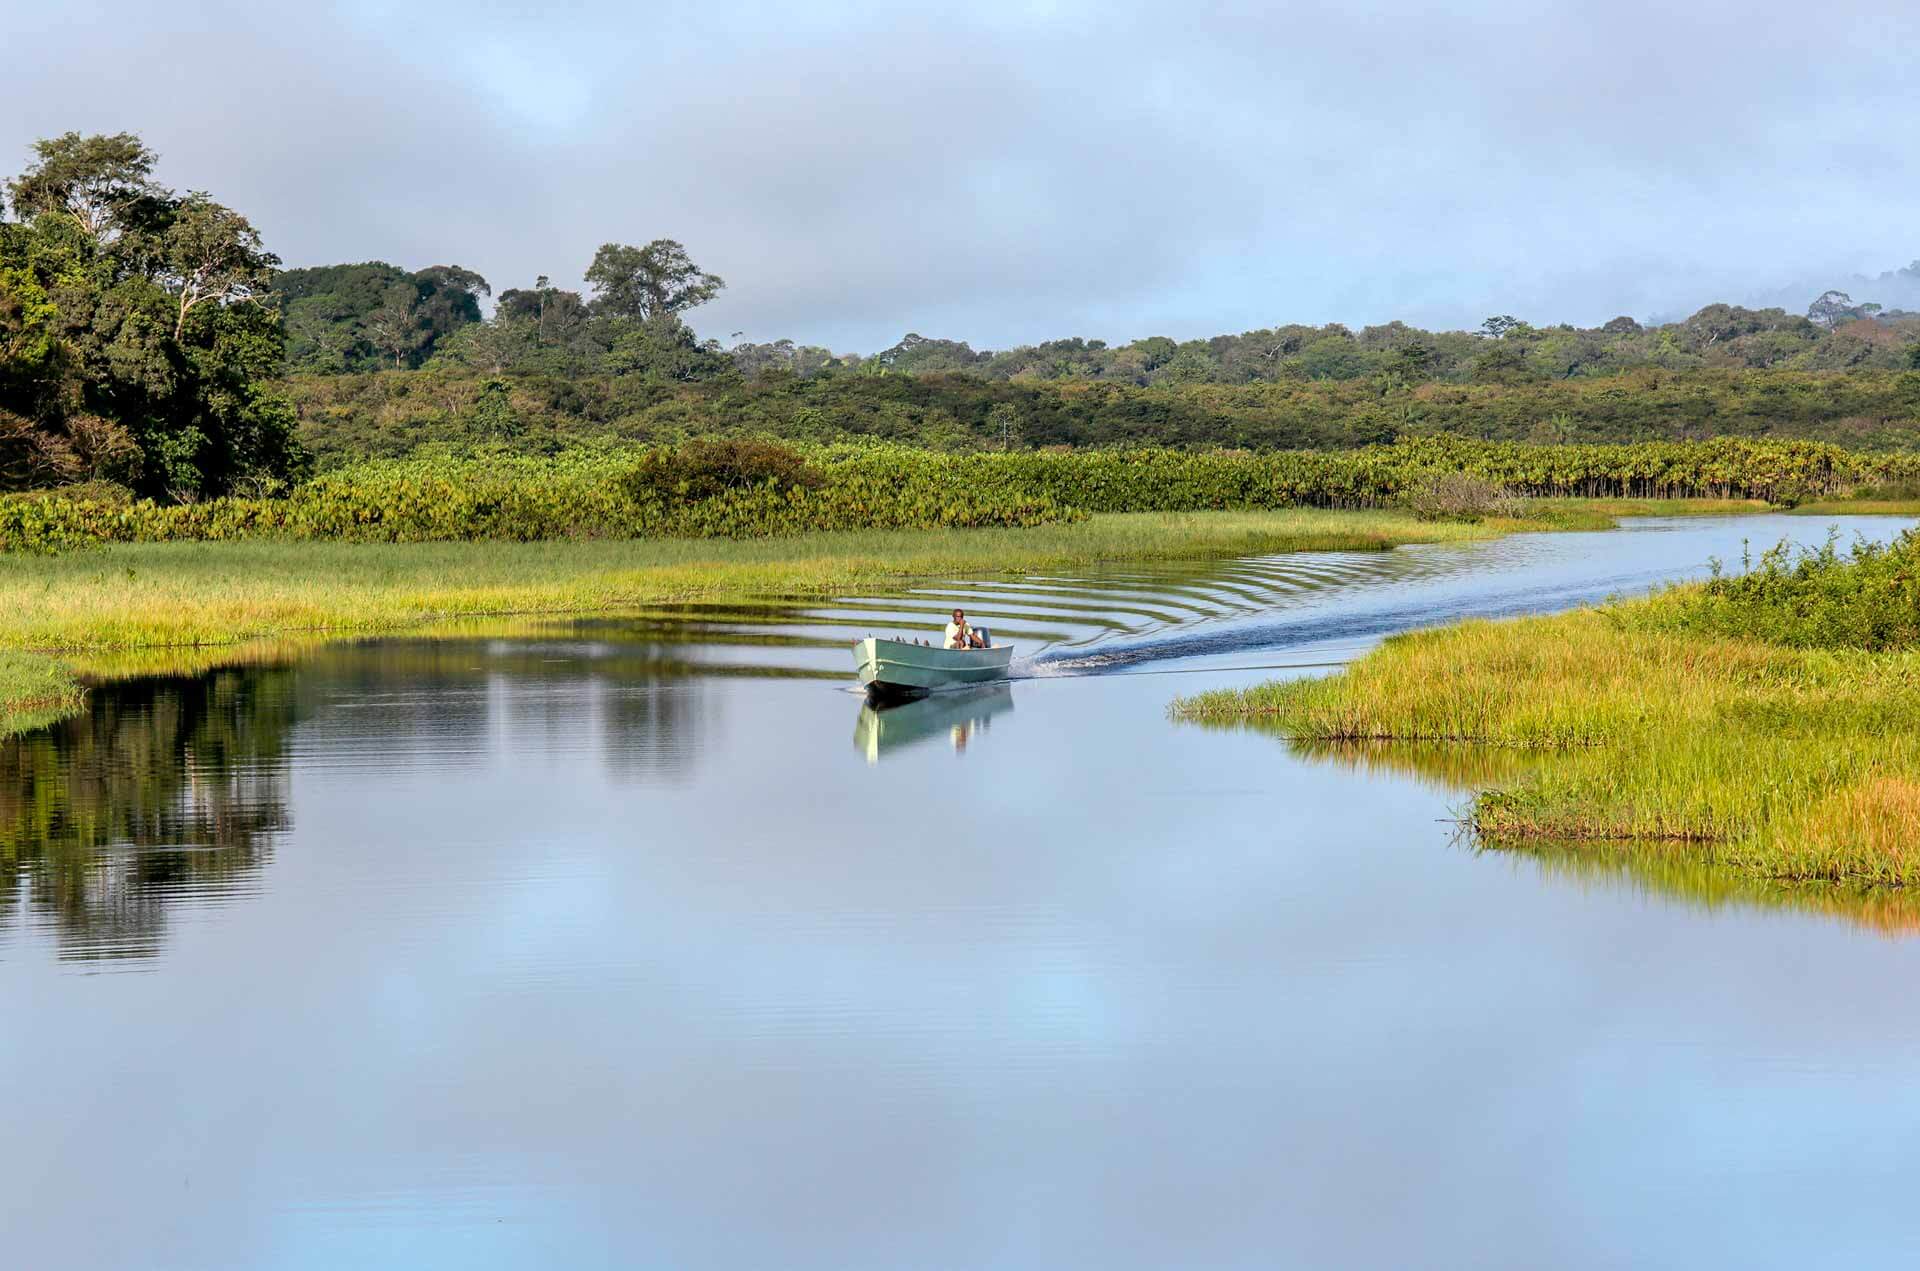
left=623, top=438, right=821, bottom=503
left=1632, top=530, right=1920, bottom=650
left=1400, top=472, right=1515, bottom=522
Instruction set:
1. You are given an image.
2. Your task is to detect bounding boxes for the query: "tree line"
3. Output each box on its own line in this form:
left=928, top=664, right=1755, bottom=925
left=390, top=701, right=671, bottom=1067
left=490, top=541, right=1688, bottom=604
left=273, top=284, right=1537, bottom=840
left=7, top=128, right=1920, bottom=500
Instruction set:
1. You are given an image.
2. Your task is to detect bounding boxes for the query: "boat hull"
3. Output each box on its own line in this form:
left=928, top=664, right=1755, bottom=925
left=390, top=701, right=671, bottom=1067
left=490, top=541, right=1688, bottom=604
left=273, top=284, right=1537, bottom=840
left=854, top=637, right=1014, bottom=697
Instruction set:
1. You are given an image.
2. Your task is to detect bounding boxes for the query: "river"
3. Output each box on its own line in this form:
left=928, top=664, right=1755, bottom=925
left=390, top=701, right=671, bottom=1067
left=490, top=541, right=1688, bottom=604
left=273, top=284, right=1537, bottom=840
left=4, top=514, right=1919, bottom=1269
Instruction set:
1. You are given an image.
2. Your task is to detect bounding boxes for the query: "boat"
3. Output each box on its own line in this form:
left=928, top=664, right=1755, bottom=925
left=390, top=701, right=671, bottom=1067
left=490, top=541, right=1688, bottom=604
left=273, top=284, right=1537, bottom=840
left=852, top=683, right=1014, bottom=763
left=852, top=636, right=1014, bottom=699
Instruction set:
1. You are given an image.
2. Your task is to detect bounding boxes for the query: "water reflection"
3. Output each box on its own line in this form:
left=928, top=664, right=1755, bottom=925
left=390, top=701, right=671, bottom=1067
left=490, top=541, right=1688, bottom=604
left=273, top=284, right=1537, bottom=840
left=0, top=666, right=298, bottom=964
left=853, top=684, right=1015, bottom=763
left=1248, top=729, right=1920, bottom=937
left=0, top=636, right=746, bottom=964
left=1500, top=839, right=1920, bottom=939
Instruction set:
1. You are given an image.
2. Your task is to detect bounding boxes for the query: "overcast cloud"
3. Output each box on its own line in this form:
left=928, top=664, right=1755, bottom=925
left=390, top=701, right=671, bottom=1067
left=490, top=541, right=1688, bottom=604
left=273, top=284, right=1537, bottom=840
left=6, top=0, right=1917, bottom=350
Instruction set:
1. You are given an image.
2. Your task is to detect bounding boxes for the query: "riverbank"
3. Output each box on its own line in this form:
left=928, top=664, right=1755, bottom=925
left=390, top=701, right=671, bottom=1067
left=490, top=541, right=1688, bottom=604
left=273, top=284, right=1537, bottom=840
left=1175, top=530, right=1920, bottom=886
left=0, top=507, right=1562, bottom=735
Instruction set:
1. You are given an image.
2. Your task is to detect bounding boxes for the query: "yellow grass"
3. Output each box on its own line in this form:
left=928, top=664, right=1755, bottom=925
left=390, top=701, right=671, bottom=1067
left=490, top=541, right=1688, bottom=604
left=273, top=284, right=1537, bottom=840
left=1174, top=606, right=1920, bottom=886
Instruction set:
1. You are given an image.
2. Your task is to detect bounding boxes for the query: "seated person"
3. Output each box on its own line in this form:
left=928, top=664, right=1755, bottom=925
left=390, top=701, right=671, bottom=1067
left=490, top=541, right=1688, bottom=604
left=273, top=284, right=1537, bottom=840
left=944, top=608, right=987, bottom=649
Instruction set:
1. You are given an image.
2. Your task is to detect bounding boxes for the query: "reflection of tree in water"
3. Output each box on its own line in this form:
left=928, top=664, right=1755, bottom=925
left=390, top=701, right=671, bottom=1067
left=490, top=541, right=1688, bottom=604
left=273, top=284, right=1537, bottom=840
left=0, top=668, right=299, bottom=964
left=302, top=638, right=708, bottom=786
left=598, top=673, right=703, bottom=786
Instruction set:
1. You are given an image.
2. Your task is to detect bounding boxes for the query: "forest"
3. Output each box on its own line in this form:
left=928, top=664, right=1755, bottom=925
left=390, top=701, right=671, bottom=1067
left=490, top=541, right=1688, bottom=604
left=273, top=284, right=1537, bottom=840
left=7, top=129, right=1920, bottom=499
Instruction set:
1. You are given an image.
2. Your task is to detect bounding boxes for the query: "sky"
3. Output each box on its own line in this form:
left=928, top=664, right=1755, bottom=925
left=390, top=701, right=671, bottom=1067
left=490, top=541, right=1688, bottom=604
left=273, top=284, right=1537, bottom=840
left=6, top=0, right=1919, bottom=353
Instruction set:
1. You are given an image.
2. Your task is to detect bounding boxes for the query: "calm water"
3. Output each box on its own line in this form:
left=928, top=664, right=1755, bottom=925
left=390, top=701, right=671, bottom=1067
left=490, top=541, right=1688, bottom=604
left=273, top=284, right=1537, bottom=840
left=5, top=515, right=1920, bottom=1269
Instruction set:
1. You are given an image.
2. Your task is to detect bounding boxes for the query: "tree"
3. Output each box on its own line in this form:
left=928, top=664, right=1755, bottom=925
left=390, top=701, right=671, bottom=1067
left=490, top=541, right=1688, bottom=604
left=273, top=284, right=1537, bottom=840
left=1391, top=342, right=1434, bottom=378
left=410, top=265, right=490, bottom=347
left=364, top=283, right=427, bottom=369
left=159, top=194, right=278, bottom=340
left=4, top=131, right=160, bottom=242
left=498, top=276, right=590, bottom=348
left=604, top=314, right=733, bottom=381
left=585, top=239, right=725, bottom=320
left=1809, top=289, right=1881, bottom=330
left=1, top=130, right=302, bottom=497
left=440, top=317, right=534, bottom=375
left=272, top=261, right=489, bottom=371
left=1479, top=315, right=1521, bottom=340
left=873, top=333, right=981, bottom=373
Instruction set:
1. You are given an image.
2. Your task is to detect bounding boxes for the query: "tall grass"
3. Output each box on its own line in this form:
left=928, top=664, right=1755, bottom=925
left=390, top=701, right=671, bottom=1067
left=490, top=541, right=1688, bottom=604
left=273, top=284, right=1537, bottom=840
left=1175, top=533, right=1920, bottom=885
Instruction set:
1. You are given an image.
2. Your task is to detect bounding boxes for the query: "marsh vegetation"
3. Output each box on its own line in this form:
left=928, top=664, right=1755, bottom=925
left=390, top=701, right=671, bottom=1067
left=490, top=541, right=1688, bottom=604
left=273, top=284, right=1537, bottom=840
left=1176, top=530, right=1920, bottom=884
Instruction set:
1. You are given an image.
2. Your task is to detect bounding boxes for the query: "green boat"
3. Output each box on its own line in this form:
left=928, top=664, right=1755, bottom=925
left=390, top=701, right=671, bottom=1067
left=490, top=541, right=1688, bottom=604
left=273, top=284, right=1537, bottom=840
left=853, top=636, right=1015, bottom=698
left=852, top=683, right=1015, bottom=763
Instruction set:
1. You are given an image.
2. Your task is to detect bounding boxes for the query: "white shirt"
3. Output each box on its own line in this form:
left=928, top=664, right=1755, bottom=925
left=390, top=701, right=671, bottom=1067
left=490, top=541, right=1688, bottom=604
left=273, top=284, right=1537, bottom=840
left=944, top=621, right=969, bottom=649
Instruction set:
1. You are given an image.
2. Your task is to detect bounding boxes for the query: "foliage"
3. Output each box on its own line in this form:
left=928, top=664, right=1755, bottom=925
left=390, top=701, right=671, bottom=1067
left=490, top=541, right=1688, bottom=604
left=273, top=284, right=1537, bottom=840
left=272, top=261, right=489, bottom=372
left=3, top=435, right=1913, bottom=554
left=0, top=131, right=303, bottom=497
left=1400, top=472, right=1515, bottom=522
left=1632, top=530, right=1920, bottom=650
left=285, top=364, right=1920, bottom=467
left=584, top=239, right=724, bottom=320
left=623, top=438, right=821, bottom=503
left=0, top=443, right=1078, bottom=551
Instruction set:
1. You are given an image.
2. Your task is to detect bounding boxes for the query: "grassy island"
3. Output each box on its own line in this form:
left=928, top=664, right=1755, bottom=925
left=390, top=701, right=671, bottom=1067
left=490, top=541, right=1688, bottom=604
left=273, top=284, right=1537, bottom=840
left=1176, top=531, right=1920, bottom=886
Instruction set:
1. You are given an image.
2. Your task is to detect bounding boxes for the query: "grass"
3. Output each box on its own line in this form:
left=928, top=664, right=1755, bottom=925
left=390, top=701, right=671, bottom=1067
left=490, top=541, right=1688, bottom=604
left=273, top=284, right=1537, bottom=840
left=4, top=494, right=1905, bottom=740
left=0, top=509, right=1529, bottom=735
left=1174, top=593, right=1920, bottom=887
left=0, top=648, right=86, bottom=734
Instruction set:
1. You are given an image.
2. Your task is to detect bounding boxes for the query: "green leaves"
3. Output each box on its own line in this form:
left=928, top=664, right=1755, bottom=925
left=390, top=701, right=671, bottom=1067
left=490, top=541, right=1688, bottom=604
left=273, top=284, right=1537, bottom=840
left=2, top=131, right=297, bottom=498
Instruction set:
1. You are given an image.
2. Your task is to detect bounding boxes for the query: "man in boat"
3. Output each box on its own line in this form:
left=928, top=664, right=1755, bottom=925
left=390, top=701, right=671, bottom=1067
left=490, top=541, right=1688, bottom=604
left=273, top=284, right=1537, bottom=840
left=945, top=608, right=988, bottom=649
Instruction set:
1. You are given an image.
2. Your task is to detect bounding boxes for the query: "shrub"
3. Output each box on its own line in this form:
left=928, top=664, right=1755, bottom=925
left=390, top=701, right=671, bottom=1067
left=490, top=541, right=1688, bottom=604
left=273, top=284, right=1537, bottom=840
left=1400, top=472, right=1515, bottom=522
left=1631, top=530, right=1920, bottom=650
left=623, top=438, right=821, bottom=504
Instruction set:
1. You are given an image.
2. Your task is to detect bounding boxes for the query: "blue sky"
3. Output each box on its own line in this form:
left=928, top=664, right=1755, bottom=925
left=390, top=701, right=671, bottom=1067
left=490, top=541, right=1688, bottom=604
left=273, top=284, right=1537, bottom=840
left=7, top=0, right=1918, bottom=351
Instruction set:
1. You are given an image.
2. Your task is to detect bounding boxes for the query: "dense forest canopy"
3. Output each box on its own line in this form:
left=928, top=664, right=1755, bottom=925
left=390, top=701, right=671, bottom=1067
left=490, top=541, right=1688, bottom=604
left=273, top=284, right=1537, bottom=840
left=0, top=131, right=297, bottom=497
left=273, top=261, right=489, bottom=372
left=7, top=129, right=1920, bottom=496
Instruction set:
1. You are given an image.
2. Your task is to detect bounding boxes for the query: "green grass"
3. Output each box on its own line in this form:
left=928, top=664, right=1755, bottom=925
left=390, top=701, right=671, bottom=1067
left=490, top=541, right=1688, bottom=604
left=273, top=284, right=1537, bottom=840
left=0, top=648, right=86, bottom=732
left=1174, top=600, right=1920, bottom=887
left=0, top=509, right=1526, bottom=736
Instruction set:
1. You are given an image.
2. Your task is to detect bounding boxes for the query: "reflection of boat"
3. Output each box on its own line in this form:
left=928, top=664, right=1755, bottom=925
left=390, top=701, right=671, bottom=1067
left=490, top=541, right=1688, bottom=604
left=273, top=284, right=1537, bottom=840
left=853, top=684, right=1014, bottom=763
left=852, top=637, right=1014, bottom=699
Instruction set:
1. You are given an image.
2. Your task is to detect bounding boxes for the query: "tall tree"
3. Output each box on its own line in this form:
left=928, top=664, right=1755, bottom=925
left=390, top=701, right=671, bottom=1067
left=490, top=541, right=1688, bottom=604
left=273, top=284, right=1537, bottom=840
left=364, top=283, right=426, bottom=369
left=584, top=240, right=725, bottom=320
left=4, top=131, right=160, bottom=242
left=1, top=131, right=302, bottom=497
left=271, top=262, right=489, bottom=371
left=159, top=194, right=278, bottom=340
left=1808, top=289, right=1881, bottom=330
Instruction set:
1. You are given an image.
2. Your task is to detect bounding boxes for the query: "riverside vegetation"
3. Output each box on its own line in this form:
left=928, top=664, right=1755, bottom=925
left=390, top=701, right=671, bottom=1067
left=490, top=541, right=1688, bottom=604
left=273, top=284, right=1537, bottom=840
left=4, top=435, right=1917, bottom=553
left=1175, top=530, right=1920, bottom=887
left=2, top=433, right=1916, bottom=729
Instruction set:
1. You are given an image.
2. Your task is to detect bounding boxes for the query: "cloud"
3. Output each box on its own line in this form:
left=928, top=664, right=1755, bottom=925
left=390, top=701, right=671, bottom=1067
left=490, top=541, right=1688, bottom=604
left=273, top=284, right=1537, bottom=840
left=6, top=0, right=1918, bottom=350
